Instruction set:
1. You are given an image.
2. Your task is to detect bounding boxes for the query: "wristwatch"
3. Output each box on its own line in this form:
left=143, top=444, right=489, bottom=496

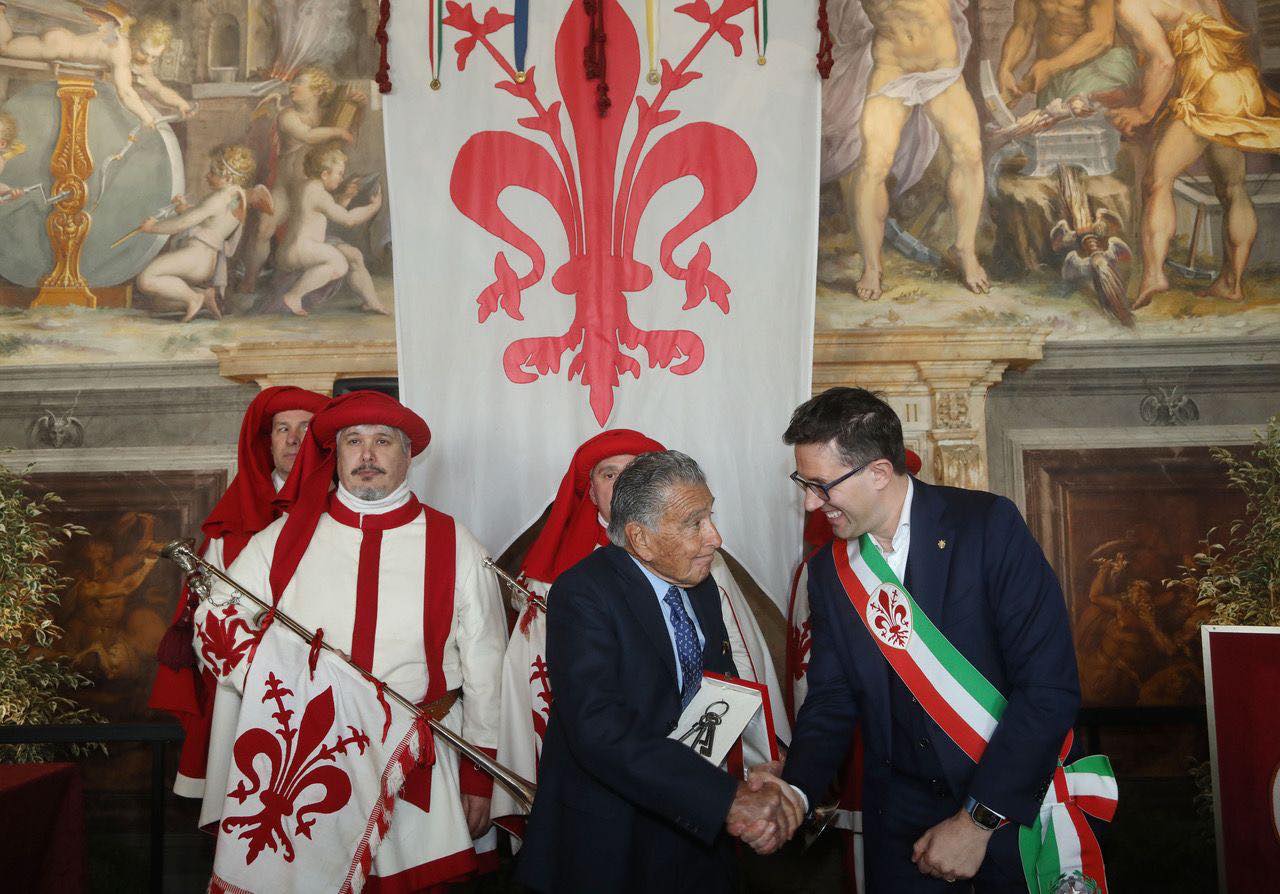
left=963, top=796, right=1006, bottom=831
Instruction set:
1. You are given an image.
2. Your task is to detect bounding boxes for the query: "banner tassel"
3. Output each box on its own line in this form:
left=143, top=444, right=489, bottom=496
left=375, top=0, right=392, bottom=93
left=645, top=0, right=660, bottom=85
left=583, top=0, right=611, bottom=116
left=429, top=0, right=442, bottom=90
left=514, top=0, right=530, bottom=82
left=755, top=0, right=767, bottom=66
left=816, top=0, right=834, bottom=79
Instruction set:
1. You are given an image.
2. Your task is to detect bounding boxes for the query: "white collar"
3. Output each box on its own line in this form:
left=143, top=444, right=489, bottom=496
left=874, top=476, right=914, bottom=554
left=335, top=479, right=413, bottom=515
left=272, top=469, right=286, bottom=492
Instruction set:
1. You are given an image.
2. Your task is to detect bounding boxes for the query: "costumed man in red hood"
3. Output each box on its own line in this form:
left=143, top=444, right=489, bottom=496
left=491, top=429, right=791, bottom=835
left=197, top=391, right=507, bottom=892
left=149, top=384, right=326, bottom=801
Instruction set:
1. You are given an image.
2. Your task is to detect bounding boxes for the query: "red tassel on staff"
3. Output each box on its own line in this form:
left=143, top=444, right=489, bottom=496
left=375, top=0, right=393, bottom=93
left=816, top=0, right=834, bottom=79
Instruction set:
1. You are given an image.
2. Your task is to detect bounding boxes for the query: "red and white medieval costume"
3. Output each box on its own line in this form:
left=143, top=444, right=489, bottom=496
left=199, top=392, right=507, bottom=892
left=492, top=429, right=790, bottom=830
left=149, top=385, right=327, bottom=800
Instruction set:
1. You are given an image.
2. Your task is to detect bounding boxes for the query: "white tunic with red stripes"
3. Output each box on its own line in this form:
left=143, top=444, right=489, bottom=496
left=207, top=491, right=506, bottom=892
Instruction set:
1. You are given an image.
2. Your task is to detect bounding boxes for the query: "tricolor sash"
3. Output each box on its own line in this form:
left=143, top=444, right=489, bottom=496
left=831, top=536, right=1118, bottom=894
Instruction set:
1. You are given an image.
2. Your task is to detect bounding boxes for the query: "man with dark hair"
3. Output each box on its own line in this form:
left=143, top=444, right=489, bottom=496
left=517, top=450, right=803, bottom=893
left=766, top=387, right=1114, bottom=892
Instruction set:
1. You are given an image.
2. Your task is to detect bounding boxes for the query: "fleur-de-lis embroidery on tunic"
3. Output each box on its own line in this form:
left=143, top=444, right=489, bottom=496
left=446, top=0, right=759, bottom=424
left=221, top=676, right=369, bottom=865
left=789, top=618, right=812, bottom=681
left=529, top=654, right=553, bottom=750
left=199, top=606, right=256, bottom=678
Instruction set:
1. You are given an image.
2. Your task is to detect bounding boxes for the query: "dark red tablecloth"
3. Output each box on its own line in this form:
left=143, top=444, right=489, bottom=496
left=0, top=762, right=86, bottom=893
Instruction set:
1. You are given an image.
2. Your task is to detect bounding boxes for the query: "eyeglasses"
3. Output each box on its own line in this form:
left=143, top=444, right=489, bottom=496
left=789, top=462, right=869, bottom=503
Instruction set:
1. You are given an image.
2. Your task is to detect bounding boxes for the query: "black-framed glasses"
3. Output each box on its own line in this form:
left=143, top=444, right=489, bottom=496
left=789, top=462, right=869, bottom=502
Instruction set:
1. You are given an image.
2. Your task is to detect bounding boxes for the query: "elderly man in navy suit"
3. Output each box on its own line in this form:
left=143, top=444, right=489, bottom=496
left=771, top=388, right=1088, bottom=892
left=517, top=450, right=803, bottom=894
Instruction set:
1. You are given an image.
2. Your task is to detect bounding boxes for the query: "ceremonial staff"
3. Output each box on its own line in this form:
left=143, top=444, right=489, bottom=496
left=161, top=539, right=536, bottom=812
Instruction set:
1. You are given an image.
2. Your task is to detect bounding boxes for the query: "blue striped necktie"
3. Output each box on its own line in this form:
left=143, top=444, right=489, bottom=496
left=662, top=585, right=703, bottom=708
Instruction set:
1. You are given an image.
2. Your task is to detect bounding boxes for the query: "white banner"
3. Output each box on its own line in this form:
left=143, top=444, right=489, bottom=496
left=385, top=0, right=817, bottom=603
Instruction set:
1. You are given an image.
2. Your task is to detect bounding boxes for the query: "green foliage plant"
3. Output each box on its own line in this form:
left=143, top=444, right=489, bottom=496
left=0, top=460, right=101, bottom=762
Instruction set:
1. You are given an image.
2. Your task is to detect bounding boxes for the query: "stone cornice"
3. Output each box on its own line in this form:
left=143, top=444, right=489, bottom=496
left=211, top=339, right=398, bottom=393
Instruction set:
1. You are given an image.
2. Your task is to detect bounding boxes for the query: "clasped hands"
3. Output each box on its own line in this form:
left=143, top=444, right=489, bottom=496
left=724, top=761, right=804, bottom=855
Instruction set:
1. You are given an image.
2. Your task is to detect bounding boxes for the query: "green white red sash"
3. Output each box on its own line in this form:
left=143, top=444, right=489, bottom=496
left=831, top=535, right=1118, bottom=894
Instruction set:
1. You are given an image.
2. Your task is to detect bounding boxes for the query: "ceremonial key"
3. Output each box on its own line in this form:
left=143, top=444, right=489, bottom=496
left=677, top=700, right=730, bottom=757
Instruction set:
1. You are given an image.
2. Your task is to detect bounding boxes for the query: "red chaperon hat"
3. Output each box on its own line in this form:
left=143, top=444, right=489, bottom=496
left=271, top=391, right=432, bottom=599
left=521, top=429, right=665, bottom=584
left=155, top=385, right=325, bottom=672
left=202, top=385, right=328, bottom=561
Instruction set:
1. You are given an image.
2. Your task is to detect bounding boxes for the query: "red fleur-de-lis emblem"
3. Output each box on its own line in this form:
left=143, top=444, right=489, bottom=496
left=221, top=675, right=368, bottom=864
left=866, top=584, right=912, bottom=650
left=447, top=0, right=758, bottom=424
left=528, top=654, right=553, bottom=751
left=788, top=619, right=812, bottom=681
left=198, top=606, right=256, bottom=678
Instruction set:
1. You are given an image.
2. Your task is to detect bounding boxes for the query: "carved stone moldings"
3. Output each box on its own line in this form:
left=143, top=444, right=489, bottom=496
left=29, top=410, right=85, bottom=449
left=211, top=340, right=398, bottom=393
left=934, top=391, right=971, bottom=429
left=813, top=326, right=1051, bottom=490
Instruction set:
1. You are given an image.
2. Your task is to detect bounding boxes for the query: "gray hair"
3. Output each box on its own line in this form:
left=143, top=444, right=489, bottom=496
left=337, top=424, right=411, bottom=455
left=606, top=450, right=707, bottom=547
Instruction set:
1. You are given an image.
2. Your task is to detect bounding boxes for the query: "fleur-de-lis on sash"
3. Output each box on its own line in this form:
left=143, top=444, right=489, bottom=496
left=867, top=585, right=912, bottom=649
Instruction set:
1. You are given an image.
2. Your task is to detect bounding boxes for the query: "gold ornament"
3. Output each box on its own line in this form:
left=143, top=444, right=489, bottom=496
left=430, top=78, right=441, bottom=91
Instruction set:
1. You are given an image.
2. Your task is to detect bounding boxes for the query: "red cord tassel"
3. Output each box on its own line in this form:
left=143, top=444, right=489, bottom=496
left=156, top=585, right=198, bottom=670
left=815, top=0, right=834, bottom=79
left=375, top=0, right=393, bottom=93
left=582, top=0, right=611, bottom=116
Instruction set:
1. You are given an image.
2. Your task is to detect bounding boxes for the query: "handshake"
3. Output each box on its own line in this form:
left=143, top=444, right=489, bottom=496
left=724, top=761, right=806, bottom=855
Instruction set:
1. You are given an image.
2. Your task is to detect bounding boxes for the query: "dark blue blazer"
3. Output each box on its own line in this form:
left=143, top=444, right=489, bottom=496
left=782, top=478, right=1081, bottom=829
left=515, top=544, right=742, bottom=894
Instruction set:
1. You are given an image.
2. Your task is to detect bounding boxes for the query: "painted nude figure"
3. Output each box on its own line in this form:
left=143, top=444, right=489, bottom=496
left=239, top=66, right=361, bottom=293
left=847, top=0, right=988, bottom=299
left=272, top=145, right=385, bottom=316
left=127, top=17, right=193, bottom=119
left=997, top=0, right=1137, bottom=107
left=0, top=3, right=178, bottom=127
left=136, top=144, right=269, bottom=321
left=1109, top=0, right=1280, bottom=306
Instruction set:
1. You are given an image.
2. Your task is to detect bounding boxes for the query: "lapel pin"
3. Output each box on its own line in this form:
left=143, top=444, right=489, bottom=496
left=937, top=539, right=947, bottom=550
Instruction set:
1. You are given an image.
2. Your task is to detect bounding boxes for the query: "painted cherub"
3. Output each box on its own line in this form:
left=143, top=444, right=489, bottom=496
left=135, top=144, right=272, bottom=321
left=240, top=65, right=363, bottom=292
left=0, top=110, right=24, bottom=201
left=127, top=16, right=193, bottom=119
left=270, top=144, right=384, bottom=316
left=0, top=3, right=186, bottom=127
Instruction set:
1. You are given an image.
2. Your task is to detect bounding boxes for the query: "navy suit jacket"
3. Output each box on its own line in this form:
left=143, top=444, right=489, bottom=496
left=782, top=478, right=1081, bottom=829
left=516, top=545, right=742, bottom=894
